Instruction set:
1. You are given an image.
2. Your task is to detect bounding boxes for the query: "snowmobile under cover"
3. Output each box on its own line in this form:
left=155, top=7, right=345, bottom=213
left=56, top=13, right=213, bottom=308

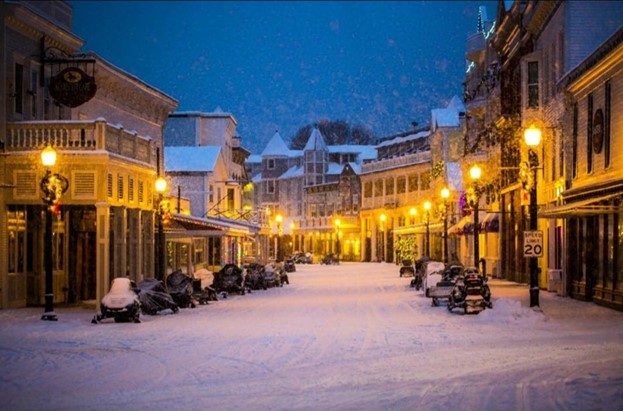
left=94, top=277, right=141, bottom=323
left=244, top=263, right=267, bottom=290
left=166, top=270, right=196, bottom=308
left=213, top=264, right=245, bottom=295
left=137, top=278, right=179, bottom=315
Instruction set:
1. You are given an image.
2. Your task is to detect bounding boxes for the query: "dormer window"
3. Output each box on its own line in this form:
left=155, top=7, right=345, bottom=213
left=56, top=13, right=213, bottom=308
left=267, top=159, right=275, bottom=169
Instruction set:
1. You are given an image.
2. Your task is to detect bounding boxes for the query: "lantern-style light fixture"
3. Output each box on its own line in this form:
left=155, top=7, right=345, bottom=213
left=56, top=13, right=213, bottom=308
left=469, top=164, right=482, bottom=181
left=334, top=218, right=341, bottom=228
left=524, top=124, right=542, bottom=147
left=409, top=207, right=417, bottom=217
left=41, top=145, right=57, bottom=168
left=275, top=213, right=283, bottom=224
left=423, top=200, right=432, bottom=211
left=379, top=213, right=387, bottom=222
left=440, top=187, right=450, bottom=199
left=155, top=176, right=168, bottom=194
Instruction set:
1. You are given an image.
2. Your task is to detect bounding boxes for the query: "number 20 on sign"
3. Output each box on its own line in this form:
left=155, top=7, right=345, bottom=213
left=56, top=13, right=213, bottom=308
left=523, top=230, right=543, bottom=257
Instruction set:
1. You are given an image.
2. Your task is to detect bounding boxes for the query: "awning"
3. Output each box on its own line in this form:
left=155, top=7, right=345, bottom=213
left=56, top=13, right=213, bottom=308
left=448, top=216, right=471, bottom=236
left=538, top=193, right=622, bottom=218
left=479, top=213, right=499, bottom=233
left=166, top=214, right=225, bottom=238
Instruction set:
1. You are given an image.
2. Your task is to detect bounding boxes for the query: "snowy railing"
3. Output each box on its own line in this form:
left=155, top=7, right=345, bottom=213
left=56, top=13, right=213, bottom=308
left=6, top=120, right=154, bottom=166
left=361, top=151, right=430, bottom=174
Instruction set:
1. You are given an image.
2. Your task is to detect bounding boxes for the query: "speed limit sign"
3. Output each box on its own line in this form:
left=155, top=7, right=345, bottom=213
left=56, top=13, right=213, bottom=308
left=523, top=230, right=543, bottom=257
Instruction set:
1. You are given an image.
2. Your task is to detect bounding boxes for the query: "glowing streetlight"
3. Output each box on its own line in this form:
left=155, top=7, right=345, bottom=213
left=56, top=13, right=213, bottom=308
left=40, top=145, right=68, bottom=321
left=524, top=125, right=542, bottom=307
left=154, top=176, right=168, bottom=281
left=469, top=165, right=482, bottom=270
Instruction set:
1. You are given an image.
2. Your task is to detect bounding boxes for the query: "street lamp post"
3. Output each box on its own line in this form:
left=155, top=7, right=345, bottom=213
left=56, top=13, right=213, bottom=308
left=524, top=125, right=542, bottom=307
left=40, top=145, right=68, bottom=321
left=440, top=187, right=450, bottom=263
left=423, top=201, right=432, bottom=258
left=155, top=176, right=168, bottom=281
left=275, top=213, right=283, bottom=261
left=469, top=164, right=482, bottom=268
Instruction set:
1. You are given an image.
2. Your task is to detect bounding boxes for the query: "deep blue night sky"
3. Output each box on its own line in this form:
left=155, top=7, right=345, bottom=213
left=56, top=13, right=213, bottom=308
left=72, top=1, right=495, bottom=153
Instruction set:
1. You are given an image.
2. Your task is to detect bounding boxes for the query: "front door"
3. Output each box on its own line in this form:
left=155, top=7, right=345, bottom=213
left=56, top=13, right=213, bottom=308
left=68, top=208, right=97, bottom=303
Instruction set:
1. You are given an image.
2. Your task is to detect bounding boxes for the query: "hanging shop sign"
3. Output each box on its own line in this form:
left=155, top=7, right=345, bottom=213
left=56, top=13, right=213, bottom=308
left=592, top=108, right=604, bottom=154
left=49, top=67, right=97, bottom=108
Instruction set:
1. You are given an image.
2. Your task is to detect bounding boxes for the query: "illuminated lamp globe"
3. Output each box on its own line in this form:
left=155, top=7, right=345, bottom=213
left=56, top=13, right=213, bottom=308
left=469, top=164, right=482, bottom=181
left=524, top=125, right=542, bottom=147
left=334, top=218, right=341, bottom=228
left=275, top=213, right=283, bottom=223
left=440, top=187, right=450, bottom=199
left=409, top=207, right=417, bottom=217
left=423, top=200, right=432, bottom=211
left=41, top=145, right=57, bottom=167
left=155, top=177, right=168, bottom=194
left=379, top=213, right=387, bottom=222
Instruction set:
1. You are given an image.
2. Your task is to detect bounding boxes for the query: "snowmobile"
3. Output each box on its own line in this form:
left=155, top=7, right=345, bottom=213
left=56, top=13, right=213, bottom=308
left=447, top=267, right=492, bottom=314
left=263, top=262, right=283, bottom=287
left=424, top=261, right=456, bottom=306
left=284, top=258, right=296, bottom=273
left=93, top=277, right=141, bottom=323
left=192, top=268, right=219, bottom=302
left=137, top=278, right=179, bottom=315
left=213, top=264, right=246, bottom=297
left=320, top=253, right=339, bottom=265
left=166, top=270, right=197, bottom=308
left=399, top=259, right=415, bottom=277
left=292, top=252, right=312, bottom=264
left=244, top=263, right=268, bottom=290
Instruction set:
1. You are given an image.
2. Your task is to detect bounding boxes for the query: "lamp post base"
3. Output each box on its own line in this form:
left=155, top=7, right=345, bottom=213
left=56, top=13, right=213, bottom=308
left=529, top=287, right=540, bottom=307
left=41, top=312, right=58, bottom=321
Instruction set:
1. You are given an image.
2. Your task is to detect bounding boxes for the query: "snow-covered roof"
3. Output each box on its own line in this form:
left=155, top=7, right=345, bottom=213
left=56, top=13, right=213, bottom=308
left=446, top=95, right=465, bottom=113
left=304, top=128, right=328, bottom=151
left=376, top=130, right=430, bottom=148
left=288, top=149, right=303, bottom=158
left=165, top=146, right=221, bottom=172
left=327, top=162, right=344, bottom=175
left=251, top=173, right=262, bottom=183
left=279, top=166, right=304, bottom=180
left=432, top=108, right=460, bottom=128
left=327, top=145, right=377, bottom=162
left=446, top=162, right=463, bottom=192
left=261, top=131, right=291, bottom=157
left=347, top=162, right=362, bottom=175
left=246, top=154, right=262, bottom=164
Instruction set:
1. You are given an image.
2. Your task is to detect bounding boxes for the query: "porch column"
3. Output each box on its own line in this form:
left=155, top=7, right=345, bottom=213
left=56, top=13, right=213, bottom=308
left=114, top=207, right=128, bottom=277
left=95, top=203, right=110, bottom=312
left=142, top=210, right=154, bottom=278
left=127, top=209, right=142, bottom=282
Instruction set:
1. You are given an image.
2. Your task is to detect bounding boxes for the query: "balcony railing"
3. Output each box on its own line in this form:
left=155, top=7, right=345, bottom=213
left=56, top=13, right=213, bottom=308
left=6, top=120, right=154, bottom=166
left=362, top=151, right=430, bottom=174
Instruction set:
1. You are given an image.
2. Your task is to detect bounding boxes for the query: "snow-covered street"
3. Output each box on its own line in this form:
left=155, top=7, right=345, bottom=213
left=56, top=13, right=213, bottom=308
left=2, top=262, right=623, bottom=410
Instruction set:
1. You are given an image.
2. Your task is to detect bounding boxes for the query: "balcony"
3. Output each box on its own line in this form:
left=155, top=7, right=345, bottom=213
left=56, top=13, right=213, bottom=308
left=362, top=151, right=430, bottom=174
left=5, top=120, right=155, bottom=167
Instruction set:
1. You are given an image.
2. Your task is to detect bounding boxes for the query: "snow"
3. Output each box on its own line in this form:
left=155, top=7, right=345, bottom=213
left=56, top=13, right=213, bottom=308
left=446, top=161, right=463, bottom=191
left=251, top=173, right=262, bottom=183
left=261, top=131, right=291, bottom=157
left=327, top=145, right=377, bottom=162
left=246, top=154, right=262, bottom=164
left=327, top=162, right=344, bottom=175
left=303, top=127, right=328, bottom=151
left=164, top=145, right=221, bottom=172
left=2, top=263, right=622, bottom=410
left=376, top=130, right=430, bottom=148
left=279, top=165, right=304, bottom=179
